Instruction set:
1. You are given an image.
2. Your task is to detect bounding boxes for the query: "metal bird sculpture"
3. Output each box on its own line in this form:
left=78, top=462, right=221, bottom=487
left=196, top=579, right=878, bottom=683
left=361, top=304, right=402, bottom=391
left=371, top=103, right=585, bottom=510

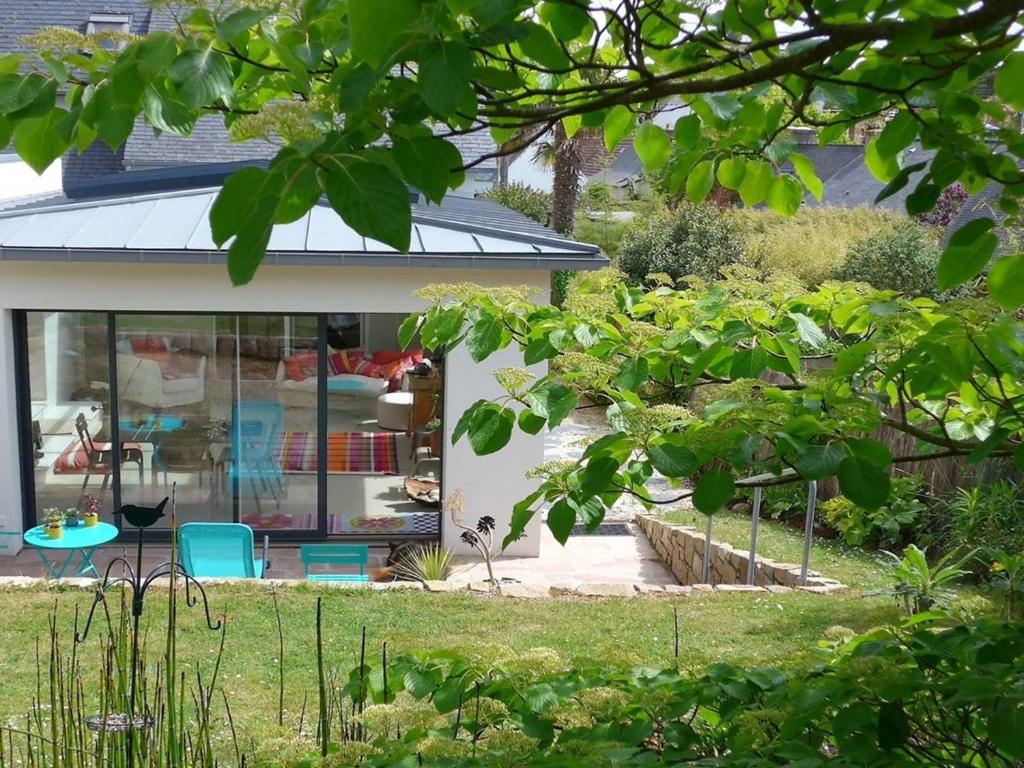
left=115, top=497, right=168, bottom=529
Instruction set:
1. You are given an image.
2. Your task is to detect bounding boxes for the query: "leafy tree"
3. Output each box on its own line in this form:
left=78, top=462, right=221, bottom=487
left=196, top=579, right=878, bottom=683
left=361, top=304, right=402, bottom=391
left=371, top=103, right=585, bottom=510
left=836, top=222, right=946, bottom=298
left=1, top=0, right=1022, bottom=299
left=403, top=267, right=1024, bottom=546
left=481, top=182, right=551, bottom=226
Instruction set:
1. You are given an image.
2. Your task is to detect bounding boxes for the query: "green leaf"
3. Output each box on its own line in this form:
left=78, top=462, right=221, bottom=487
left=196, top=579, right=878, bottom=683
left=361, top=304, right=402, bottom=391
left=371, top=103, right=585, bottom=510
left=546, top=499, right=576, bottom=545
left=393, top=137, right=460, bottom=204
left=321, top=157, right=412, bottom=252
left=518, top=23, right=569, bottom=69
left=987, top=254, right=1024, bottom=311
left=702, top=93, right=742, bottom=120
left=877, top=701, right=909, bottom=750
left=168, top=46, right=233, bottom=108
left=467, top=404, right=514, bottom=455
left=686, top=160, right=715, bottom=203
left=580, top=456, right=620, bottom=495
left=634, top=121, right=671, bottom=173
left=692, top=470, right=735, bottom=515
left=467, top=313, right=503, bottom=362
left=397, top=313, right=422, bottom=350
left=13, top=108, right=73, bottom=173
left=716, top=157, right=746, bottom=190
left=270, top=152, right=321, bottom=224
left=525, top=380, right=577, bottom=429
left=418, top=42, right=472, bottom=115
left=209, top=167, right=285, bottom=286
left=793, top=443, right=845, bottom=481
left=837, top=455, right=891, bottom=509
left=766, top=174, right=803, bottom=215
left=937, top=217, right=997, bottom=290
left=517, top=409, right=546, bottom=435
left=648, top=435, right=699, bottom=478
left=788, top=312, right=826, bottom=349
left=451, top=399, right=486, bottom=445
left=502, top=490, right=543, bottom=549
left=419, top=307, right=465, bottom=350
left=674, top=115, right=701, bottom=148
left=876, top=111, right=918, bottom=158
left=865, top=137, right=901, bottom=183
left=615, top=356, right=649, bottom=391
left=215, top=7, right=268, bottom=41
left=846, top=438, right=892, bottom=468
left=790, top=153, right=823, bottom=201
left=539, top=1, right=589, bottom=39
left=739, top=161, right=772, bottom=206
left=0, top=73, right=47, bottom=115
left=995, top=53, right=1024, bottom=111
left=141, top=85, right=195, bottom=136
left=349, top=0, right=420, bottom=67
left=991, top=700, right=1024, bottom=759
left=604, top=105, right=635, bottom=152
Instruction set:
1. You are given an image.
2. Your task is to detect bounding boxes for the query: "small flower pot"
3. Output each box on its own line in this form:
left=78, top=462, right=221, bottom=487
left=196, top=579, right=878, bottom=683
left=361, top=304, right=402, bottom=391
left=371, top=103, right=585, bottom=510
left=83, top=513, right=99, bottom=528
left=65, top=517, right=82, bottom=528
left=45, top=524, right=63, bottom=540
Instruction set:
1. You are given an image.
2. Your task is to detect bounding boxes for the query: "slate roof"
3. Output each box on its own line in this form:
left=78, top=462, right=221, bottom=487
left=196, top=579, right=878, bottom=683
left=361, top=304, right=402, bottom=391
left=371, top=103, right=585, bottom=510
left=0, top=164, right=605, bottom=270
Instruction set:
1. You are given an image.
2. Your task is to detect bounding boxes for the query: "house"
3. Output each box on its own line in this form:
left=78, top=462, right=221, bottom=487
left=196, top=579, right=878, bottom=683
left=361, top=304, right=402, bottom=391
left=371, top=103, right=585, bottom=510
left=0, top=3, right=606, bottom=560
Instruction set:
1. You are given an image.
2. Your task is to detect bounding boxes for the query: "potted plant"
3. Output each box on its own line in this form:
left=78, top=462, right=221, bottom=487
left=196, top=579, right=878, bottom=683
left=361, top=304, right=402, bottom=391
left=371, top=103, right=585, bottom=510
left=425, top=416, right=442, bottom=456
left=82, top=494, right=101, bottom=527
left=43, top=508, right=63, bottom=540
left=63, top=507, right=82, bottom=528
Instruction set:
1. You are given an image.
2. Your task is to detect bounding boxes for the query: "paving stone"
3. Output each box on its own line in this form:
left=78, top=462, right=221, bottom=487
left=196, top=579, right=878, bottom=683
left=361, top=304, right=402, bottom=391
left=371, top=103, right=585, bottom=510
left=468, top=581, right=497, bottom=593
left=763, top=585, right=793, bottom=593
left=662, top=584, right=692, bottom=596
left=374, top=581, right=423, bottom=590
left=500, top=584, right=550, bottom=599
left=575, top=582, right=638, bottom=598
left=633, top=583, right=665, bottom=594
left=690, top=583, right=714, bottom=592
left=423, top=580, right=457, bottom=592
left=798, top=584, right=848, bottom=594
left=714, top=584, right=765, bottom=593
left=0, top=576, right=43, bottom=588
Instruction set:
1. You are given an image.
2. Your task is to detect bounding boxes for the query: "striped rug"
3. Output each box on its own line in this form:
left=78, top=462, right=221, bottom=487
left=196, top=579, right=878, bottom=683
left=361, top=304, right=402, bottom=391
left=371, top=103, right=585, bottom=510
left=276, top=432, right=399, bottom=474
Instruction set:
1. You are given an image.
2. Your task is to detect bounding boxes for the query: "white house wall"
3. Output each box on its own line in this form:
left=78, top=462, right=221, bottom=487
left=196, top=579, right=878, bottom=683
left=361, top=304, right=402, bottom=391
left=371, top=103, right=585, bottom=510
left=0, top=261, right=549, bottom=557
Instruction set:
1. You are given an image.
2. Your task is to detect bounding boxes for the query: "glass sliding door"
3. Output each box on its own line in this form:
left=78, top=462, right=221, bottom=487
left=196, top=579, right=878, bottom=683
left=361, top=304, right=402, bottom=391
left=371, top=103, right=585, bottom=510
left=235, top=314, right=322, bottom=534
left=23, top=311, right=113, bottom=526
left=114, top=314, right=232, bottom=527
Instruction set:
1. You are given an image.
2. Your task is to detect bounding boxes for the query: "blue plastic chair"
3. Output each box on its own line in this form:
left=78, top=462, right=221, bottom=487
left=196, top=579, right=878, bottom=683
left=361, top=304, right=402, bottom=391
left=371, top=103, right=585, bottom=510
left=231, top=401, right=285, bottom=513
left=178, top=523, right=269, bottom=578
left=299, top=544, right=369, bottom=582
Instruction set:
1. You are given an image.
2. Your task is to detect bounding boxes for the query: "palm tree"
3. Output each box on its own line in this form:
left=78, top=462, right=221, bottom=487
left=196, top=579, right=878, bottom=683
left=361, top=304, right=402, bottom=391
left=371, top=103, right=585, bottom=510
left=531, top=121, right=589, bottom=236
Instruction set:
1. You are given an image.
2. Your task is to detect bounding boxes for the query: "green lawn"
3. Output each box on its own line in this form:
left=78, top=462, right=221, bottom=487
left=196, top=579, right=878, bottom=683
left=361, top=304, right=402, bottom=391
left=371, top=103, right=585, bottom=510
left=652, top=506, right=893, bottom=590
left=0, top=582, right=900, bottom=744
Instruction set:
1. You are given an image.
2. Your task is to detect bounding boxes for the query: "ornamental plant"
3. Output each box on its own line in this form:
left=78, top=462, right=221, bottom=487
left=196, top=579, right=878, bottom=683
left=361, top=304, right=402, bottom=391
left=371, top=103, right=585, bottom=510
left=0, top=1, right=1023, bottom=297
left=401, top=267, right=1024, bottom=547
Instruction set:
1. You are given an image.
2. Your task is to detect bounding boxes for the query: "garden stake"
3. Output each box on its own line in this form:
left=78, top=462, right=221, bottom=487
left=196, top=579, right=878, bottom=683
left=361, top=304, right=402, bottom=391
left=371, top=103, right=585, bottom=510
left=673, top=606, right=679, bottom=659
left=74, top=485, right=220, bottom=768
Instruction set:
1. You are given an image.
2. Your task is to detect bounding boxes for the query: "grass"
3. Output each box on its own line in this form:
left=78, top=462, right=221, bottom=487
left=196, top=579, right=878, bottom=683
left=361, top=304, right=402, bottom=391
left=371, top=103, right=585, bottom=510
left=0, top=582, right=900, bottom=744
left=651, top=506, right=897, bottom=591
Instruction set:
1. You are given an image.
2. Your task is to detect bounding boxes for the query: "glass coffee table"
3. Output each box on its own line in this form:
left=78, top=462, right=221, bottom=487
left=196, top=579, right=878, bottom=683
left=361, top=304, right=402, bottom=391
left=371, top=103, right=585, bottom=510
left=22, top=522, right=119, bottom=579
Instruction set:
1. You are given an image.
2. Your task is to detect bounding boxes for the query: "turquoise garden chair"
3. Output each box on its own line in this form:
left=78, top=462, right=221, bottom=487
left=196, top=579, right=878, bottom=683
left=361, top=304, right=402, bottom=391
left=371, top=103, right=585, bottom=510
left=299, top=544, right=369, bottom=582
left=178, top=523, right=269, bottom=579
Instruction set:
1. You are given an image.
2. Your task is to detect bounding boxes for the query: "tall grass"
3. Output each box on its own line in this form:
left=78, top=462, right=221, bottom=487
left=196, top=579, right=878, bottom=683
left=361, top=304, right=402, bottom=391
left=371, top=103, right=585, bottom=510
left=728, top=207, right=908, bottom=286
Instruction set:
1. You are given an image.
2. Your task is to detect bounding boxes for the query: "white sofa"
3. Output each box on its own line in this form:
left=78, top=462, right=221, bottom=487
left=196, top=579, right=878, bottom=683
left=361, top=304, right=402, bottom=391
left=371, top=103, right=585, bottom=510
left=117, top=353, right=207, bottom=409
left=275, top=362, right=387, bottom=410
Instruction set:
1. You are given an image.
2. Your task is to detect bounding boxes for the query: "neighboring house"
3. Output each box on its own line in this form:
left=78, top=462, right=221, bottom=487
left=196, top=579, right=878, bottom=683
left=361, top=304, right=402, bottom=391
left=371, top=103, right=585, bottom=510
left=0, top=4, right=605, bottom=558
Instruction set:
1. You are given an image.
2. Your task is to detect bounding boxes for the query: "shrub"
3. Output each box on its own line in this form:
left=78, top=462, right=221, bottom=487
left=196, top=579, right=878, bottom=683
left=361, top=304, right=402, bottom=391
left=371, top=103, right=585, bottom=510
left=617, top=202, right=745, bottom=285
left=835, top=221, right=945, bottom=297
left=940, top=481, right=1024, bottom=565
left=481, top=182, right=551, bottom=225
left=821, top=475, right=928, bottom=548
left=729, top=206, right=903, bottom=286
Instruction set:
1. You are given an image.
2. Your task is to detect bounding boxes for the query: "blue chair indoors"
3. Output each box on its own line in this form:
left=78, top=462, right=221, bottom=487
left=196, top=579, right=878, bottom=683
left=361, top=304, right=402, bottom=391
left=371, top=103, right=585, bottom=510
left=178, top=523, right=269, bottom=579
left=299, top=544, right=369, bottom=582
left=231, top=400, right=285, bottom=514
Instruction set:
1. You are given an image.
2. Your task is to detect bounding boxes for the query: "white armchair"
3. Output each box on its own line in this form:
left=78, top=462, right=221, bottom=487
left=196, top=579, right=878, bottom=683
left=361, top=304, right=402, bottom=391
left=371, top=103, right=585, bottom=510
left=117, top=353, right=207, bottom=409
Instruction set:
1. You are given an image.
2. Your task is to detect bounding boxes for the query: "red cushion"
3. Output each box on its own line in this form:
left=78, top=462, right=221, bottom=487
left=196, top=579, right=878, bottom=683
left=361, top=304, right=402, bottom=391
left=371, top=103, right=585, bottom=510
left=283, top=352, right=317, bottom=381
left=371, top=350, right=406, bottom=365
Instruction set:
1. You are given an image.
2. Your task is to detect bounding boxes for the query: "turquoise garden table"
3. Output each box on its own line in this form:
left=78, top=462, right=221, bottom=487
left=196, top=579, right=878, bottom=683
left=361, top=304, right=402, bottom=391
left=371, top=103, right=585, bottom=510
left=22, top=522, right=118, bottom=579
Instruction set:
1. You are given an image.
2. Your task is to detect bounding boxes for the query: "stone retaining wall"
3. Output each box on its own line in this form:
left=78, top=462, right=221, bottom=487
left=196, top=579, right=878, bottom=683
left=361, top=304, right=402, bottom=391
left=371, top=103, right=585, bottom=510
left=635, top=515, right=845, bottom=591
